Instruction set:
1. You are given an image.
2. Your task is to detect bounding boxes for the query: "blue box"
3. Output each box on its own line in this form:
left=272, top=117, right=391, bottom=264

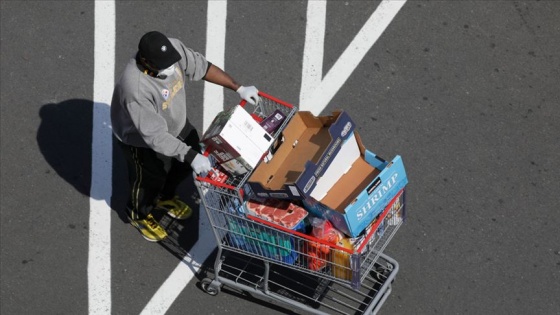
left=303, top=136, right=408, bottom=237
left=248, top=110, right=356, bottom=199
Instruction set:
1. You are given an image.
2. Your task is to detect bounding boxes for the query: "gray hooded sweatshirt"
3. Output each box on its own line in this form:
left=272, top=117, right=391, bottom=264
left=111, top=38, right=209, bottom=163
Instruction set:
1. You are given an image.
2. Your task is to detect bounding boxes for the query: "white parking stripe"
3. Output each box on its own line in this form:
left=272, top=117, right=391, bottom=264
left=300, top=0, right=407, bottom=115
left=203, top=0, right=228, bottom=132
left=141, top=1, right=228, bottom=313
left=89, top=1, right=115, bottom=314
left=140, top=207, right=215, bottom=314
left=300, top=0, right=327, bottom=110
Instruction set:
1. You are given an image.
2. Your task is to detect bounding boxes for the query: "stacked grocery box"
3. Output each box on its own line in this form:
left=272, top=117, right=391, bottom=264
left=246, top=110, right=408, bottom=237
left=201, top=105, right=408, bottom=280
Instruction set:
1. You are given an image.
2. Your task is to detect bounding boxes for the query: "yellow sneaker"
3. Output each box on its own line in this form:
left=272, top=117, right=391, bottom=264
left=129, top=214, right=168, bottom=242
left=155, top=196, right=193, bottom=220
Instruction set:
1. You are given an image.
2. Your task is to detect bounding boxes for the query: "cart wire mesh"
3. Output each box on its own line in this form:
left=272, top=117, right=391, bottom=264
left=198, top=177, right=404, bottom=290
left=214, top=250, right=398, bottom=315
left=195, top=92, right=403, bottom=314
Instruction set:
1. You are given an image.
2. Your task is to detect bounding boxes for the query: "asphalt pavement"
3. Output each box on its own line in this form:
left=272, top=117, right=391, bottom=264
left=1, top=1, right=559, bottom=314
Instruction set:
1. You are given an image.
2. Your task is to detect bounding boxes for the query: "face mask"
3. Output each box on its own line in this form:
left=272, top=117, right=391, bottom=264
left=158, top=64, right=176, bottom=77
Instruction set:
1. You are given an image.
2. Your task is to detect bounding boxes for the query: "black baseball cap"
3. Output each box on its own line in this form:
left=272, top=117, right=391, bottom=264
left=138, top=31, right=181, bottom=70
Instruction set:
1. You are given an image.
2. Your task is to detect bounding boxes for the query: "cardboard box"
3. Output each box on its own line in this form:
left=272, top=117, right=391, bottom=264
left=309, top=132, right=360, bottom=200
left=248, top=110, right=356, bottom=199
left=202, top=105, right=274, bottom=175
left=303, top=133, right=408, bottom=237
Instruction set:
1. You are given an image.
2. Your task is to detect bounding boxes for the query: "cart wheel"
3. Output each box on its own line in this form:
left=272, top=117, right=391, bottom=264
left=201, top=278, right=221, bottom=296
left=371, top=265, right=391, bottom=281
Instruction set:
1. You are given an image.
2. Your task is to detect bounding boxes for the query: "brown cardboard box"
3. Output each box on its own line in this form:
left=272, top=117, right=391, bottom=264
left=248, top=110, right=356, bottom=199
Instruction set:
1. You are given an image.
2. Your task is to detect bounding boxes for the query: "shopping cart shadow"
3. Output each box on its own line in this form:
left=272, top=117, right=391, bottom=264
left=193, top=251, right=303, bottom=315
left=154, top=194, right=301, bottom=315
left=200, top=250, right=394, bottom=315
left=154, top=237, right=301, bottom=313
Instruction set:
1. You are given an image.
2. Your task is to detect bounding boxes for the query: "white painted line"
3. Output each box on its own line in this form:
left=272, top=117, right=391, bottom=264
left=300, top=0, right=327, bottom=109
left=300, top=0, right=407, bottom=115
left=140, top=206, right=216, bottom=314
left=141, top=1, right=228, bottom=313
left=89, top=1, right=115, bottom=314
left=203, top=0, right=228, bottom=132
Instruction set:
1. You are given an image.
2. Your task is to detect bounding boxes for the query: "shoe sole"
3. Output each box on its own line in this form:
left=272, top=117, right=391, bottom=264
left=129, top=220, right=167, bottom=242
left=155, top=205, right=193, bottom=220
left=141, top=234, right=162, bottom=242
left=166, top=210, right=193, bottom=220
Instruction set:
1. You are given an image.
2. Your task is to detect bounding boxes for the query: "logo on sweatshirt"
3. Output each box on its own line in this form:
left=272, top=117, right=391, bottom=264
left=161, top=89, right=170, bottom=100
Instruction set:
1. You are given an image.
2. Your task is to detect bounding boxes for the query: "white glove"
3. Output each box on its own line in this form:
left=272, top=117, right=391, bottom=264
left=190, top=153, right=212, bottom=175
left=236, top=86, right=260, bottom=105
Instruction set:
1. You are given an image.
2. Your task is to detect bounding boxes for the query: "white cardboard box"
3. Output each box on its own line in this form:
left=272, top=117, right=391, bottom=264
left=202, top=105, right=273, bottom=174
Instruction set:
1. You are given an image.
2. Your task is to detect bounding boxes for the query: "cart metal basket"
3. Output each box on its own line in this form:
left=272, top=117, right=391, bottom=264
left=195, top=93, right=404, bottom=314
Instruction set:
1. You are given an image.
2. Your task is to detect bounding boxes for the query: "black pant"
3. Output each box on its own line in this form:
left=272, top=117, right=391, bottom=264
left=117, top=128, right=201, bottom=220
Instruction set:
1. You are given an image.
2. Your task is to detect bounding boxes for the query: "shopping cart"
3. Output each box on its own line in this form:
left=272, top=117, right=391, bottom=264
left=195, top=93, right=405, bottom=314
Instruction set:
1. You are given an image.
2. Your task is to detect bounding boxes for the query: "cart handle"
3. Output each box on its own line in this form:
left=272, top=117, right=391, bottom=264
left=239, top=91, right=295, bottom=109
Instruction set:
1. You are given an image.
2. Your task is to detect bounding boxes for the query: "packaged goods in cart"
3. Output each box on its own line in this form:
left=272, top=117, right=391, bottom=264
left=306, top=218, right=354, bottom=280
left=202, top=105, right=273, bottom=176
left=306, top=218, right=344, bottom=271
left=226, top=219, right=299, bottom=264
left=244, top=199, right=308, bottom=230
left=204, top=167, right=229, bottom=184
left=259, top=109, right=287, bottom=134
left=331, top=238, right=354, bottom=280
left=349, top=220, right=375, bottom=253
left=349, top=215, right=384, bottom=256
left=310, top=218, right=343, bottom=244
left=386, top=190, right=405, bottom=226
left=226, top=200, right=300, bottom=264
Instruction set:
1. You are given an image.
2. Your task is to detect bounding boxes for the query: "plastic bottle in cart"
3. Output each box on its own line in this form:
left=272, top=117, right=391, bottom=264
left=331, top=238, right=354, bottom=280
left=308, top=218, right=342, bottom=271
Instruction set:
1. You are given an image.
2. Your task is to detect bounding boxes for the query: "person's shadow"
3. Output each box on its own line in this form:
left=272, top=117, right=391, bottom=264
left=37, top=99, right=130, bottom=223
left=37, top=99, right=94, bottom=196
left=36, top=99, right=200, bottom=251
